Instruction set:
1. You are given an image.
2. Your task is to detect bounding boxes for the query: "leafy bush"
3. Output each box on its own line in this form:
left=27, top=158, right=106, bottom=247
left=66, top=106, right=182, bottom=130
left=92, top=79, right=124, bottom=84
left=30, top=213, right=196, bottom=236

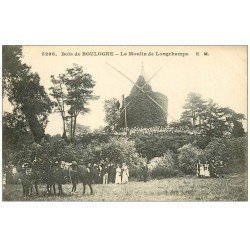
left=178, top=144, right=203, bottom=174
left=204, top=136, right=247, bottom=172
left=192, top=135, right=212, bottom=149
left=150, top=150, right=180, bottom=179
left=129, top=165, right=144, bottom=181
left=132, top=133, right=195, bottom=158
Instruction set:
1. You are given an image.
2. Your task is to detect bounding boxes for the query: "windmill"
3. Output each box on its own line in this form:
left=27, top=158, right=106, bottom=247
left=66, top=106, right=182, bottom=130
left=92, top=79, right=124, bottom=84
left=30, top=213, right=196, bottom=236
left=107, top=63, right=174, bottom=129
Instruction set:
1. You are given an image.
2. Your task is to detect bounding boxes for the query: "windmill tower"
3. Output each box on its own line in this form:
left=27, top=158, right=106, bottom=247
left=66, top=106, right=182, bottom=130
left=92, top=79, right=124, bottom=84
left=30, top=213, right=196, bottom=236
left=107, top=63, right=169, bottom=128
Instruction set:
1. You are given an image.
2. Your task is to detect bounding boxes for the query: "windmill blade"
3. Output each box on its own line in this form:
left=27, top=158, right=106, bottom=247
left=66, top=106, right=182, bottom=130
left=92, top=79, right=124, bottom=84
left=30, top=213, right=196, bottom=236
left=119, top=84, right=168, bottom=116
left=119, top=97, right=135, bottom=116
left=133, top=67, right=162, bottom=95
left=144, top=67, right=162, bottom=86
left=107, top=63, right=146, bottom=94
left=107, top=63, right=175, bottom=121
left=119, top=91, right=176, bottom=123
left=128, top=77, right=169, bottom=114
left=106, top=63, right=135, bottom=85
left=124, top=83, right=176, bottom=121
left=120, top=68, right=162, bottom=115
left=141, top=89, right=167, bottom=112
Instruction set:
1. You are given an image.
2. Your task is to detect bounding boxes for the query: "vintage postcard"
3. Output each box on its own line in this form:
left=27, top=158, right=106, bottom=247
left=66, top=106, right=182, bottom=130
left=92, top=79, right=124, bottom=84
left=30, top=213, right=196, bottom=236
left=2, top=45, right=248, bottom=201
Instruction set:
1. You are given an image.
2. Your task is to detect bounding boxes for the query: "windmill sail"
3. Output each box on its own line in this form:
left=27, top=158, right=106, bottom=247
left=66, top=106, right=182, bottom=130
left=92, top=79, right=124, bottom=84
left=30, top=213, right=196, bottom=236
left=107, top=63, right=169, bottom=128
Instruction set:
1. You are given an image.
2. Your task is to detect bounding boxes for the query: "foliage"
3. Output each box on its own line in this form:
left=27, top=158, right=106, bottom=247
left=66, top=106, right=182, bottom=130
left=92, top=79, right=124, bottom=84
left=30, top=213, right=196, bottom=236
left=2, top=112, right=34, bottom=150
left=131, top=133, right=195, bottom=158
left=3, top=132, right=248, bottom=184
left=3, top=45, right=52, bottom=143
left=150, top=150, right=180, bottom=179
left=100, top=137, right=141, bottom=165
left=66, top=123, right=91, bottom=136
left=149, top=150, right=175, bottom=169
left=199, top=99, right=230, bottom=137
left=50, top=74, right=68, bottom=139
left=49, top=64, right=99, bottom=141
left=104, top=98, right=120, bottom=131
left=191, top=135, right=212, bottom=149
left=178, top=144, right=203, bottom=174
left=181, top=92, right=206, bottom=126
left=169, top=120, right=192, bottom=129
left=181, top=93, right=245, bottom=138
left=204, top=137, right=247, bottom=171
left=220, top=107, right=245, bottom=137
left=2, top=45, right=23, bottom=95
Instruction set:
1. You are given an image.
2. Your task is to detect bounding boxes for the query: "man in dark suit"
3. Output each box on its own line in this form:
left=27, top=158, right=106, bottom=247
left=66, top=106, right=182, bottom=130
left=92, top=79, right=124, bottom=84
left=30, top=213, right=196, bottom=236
left=78, top=161, right=93, bottom=195
left=70, top=161, right=78, bottom=193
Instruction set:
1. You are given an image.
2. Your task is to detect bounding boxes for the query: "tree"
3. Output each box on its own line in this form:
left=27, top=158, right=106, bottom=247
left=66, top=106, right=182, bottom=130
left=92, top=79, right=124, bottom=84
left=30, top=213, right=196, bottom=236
left=181, top=92, right=206, bottom=126
left=181, top=93, right=245, bottom=137
left=220, top=107, right=245, bottom=137
left=104, top=98, right=120, bottom=131
left=66, top=123, right=91, bottom=135
left=178, top=144, right=203, bottom=174
left=50, top=74, right=68, bottom=140
left=199, top=100, right=245, bottom=137
left=199, top=99, right=228, bottom=137
left=2, top=45, right=23, bottom=95
left=101, top=137, right=139, bottom=165
left=150, top=150, right=179, bottom=179
left=2, top=111, right=33, bottom=149
left=50, top=64, right=99, bottom=141
left=3, top=46, right=52, bottom=143
left=204, top=137, right=247, bottom=171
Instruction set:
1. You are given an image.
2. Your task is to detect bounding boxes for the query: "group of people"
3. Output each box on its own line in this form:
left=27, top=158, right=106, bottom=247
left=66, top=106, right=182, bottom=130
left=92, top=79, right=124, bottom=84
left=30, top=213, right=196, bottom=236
left=112, top=126, right=201, bottom=136
left=3, top=158, right=132, bottom=197
left=75, top=162, right=130, bottom=185
left=196, top=160, right=225, bottom=178
left=114, top=163, right=129, bottom=184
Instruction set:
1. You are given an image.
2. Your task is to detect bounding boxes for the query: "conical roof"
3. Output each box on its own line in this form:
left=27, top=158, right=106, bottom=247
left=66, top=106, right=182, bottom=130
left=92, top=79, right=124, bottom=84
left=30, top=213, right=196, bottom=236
left=130, top=74, right=152, bottom=95
left=118, top=65, right=168, bottom=128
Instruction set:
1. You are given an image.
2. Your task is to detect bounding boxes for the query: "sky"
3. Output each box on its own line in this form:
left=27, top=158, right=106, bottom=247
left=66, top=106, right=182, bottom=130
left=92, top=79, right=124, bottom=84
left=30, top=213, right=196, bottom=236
left=3, top=46, right=247, bottom=135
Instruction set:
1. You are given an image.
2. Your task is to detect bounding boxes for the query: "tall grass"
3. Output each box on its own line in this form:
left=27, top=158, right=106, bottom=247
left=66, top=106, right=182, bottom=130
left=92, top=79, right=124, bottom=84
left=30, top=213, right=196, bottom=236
left=3, top=173, right=247, bottom=201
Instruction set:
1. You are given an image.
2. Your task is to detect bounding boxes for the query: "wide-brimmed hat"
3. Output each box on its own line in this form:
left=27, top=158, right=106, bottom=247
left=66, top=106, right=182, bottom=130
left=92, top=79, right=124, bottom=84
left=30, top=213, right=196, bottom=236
left=71, top=161, right=77, bottom=165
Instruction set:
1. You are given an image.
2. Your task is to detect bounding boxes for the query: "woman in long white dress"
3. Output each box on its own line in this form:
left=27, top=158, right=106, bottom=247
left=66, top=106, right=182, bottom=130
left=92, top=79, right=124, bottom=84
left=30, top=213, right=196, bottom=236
left=199, top=163, right=205, bottom=177
left=122, top=163, right=129, bottom=184
left=115, top=165, right=122, bottom=184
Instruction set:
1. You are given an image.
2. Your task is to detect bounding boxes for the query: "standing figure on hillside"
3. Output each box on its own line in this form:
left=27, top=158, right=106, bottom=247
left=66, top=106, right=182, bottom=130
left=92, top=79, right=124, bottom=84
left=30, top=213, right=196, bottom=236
left=20, top=162, right=33, bottom=196
left=78, top=162, right=94, bottom=195
left=46, top=159, right=56, bottom=194
left=70, top=161, right=78, bottom=193
left=209, top=160, right=217, bottom=178
left=115, top=164, right=122, bottom=184
left=199, top=162, right=205, bottom=178
left=103, top=165, right=109, bottom=184
left=32, top=158, right=41, bottom=195
left=196, top=161, right=202, bottom=177
left=218, top=160, right=225, bottom=178
left=97, top=164, right=103, bottom=184
left=204, top=161, right=210, bottom=177
left=109, top=164, right=116, bottom=183
left=56, top=160, right=65, bottom=195
left=122, top=163, right=129, bottom=184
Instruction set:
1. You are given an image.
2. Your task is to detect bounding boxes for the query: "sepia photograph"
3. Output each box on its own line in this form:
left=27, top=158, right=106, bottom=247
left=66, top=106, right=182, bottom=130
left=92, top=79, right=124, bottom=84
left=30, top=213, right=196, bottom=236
left=2, top=45, right=248, bottom=201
